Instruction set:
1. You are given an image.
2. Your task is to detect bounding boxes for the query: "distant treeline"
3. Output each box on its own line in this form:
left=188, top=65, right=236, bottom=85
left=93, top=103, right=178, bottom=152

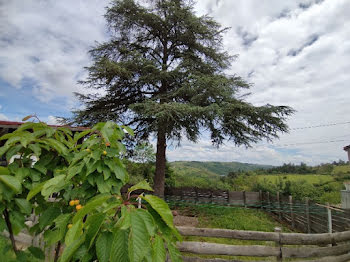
left=254, top=160, right=349, bottom=175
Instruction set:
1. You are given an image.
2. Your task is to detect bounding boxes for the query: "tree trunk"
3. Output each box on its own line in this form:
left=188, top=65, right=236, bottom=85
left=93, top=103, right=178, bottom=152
left=154, top=127, right=166, bottom=197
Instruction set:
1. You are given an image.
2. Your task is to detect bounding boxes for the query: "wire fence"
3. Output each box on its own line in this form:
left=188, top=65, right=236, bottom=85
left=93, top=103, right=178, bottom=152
left=164, top=188, right=350, bottom=233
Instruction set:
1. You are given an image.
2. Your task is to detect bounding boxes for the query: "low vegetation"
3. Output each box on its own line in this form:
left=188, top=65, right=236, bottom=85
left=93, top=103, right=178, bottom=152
left=173, top=205, right=291, bottom=261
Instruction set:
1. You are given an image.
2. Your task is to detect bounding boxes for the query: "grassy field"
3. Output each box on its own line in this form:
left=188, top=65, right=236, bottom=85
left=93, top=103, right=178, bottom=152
left=257, top=174, right=334, bottom=184
left=177, top=205, right=291, bottom=261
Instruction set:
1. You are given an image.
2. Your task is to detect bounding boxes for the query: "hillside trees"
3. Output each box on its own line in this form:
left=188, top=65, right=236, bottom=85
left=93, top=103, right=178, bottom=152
left=70, top=0, right=294, bottom=196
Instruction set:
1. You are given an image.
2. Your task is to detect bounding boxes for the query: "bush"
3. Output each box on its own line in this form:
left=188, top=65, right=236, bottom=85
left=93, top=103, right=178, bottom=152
left=0, top=120, right=181, bottom=261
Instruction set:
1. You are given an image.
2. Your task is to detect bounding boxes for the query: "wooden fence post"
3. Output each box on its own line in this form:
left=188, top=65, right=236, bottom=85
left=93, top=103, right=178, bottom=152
left=327, top=203, right=332, bottom=234
left=243, top=191, right=247, bottom=208
left=289, top=195, right=295, bottom=229
left=259, top=190, right=263, bottom=209
left=277, top=192, right=282, bottom=220
left=227, top=190, right=230, bottom=205
left=274, top=227, right=282, bottom=262
left=267, top=192, right=271, bottom=212
left=305, top=197, right=311, bottom=233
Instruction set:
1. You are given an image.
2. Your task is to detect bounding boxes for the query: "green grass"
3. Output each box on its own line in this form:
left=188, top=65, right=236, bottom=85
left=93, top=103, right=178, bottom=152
left=257, top=174, right=334, bottom=184
left=176, top=205, right=291, bottom=261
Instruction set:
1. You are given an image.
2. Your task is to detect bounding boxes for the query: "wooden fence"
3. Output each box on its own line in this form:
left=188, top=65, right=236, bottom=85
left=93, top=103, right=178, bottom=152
left=164, top=187, right=350, bottom=233
left=165, top=187, right=260, bottom=206
left=176, top=226, right=350, bottom=262
left=261, top=191, right=350, bottom=233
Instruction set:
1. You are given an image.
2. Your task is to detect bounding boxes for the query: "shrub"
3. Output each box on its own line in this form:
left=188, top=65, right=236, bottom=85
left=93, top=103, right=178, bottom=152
left=0, top=120, right=181, bottom=262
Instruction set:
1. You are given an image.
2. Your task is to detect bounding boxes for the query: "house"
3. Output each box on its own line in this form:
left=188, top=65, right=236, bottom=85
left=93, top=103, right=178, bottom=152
left=0, top=120, right=87, bottom=166
left=344, top=145, right=350, bottom=163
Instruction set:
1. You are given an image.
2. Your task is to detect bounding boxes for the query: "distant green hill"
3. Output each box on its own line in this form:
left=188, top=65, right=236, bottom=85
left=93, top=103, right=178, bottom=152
left=170, top=161, right=272, bottom=176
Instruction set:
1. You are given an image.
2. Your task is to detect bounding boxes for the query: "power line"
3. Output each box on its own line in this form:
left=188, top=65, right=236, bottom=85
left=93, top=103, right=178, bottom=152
left=291, top=121, right=350, bottom=130
left=276, top=139, right=348, bottom=147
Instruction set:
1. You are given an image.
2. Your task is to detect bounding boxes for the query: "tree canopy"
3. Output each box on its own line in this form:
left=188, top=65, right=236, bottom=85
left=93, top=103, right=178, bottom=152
left=70, top=0, right=294, bottom=196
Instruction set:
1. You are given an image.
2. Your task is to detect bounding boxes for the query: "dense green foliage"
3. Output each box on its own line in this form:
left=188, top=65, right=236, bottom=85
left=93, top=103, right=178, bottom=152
left=69, top=0, right=294, bottom=196
left=0, top=120, right=181, bottom=262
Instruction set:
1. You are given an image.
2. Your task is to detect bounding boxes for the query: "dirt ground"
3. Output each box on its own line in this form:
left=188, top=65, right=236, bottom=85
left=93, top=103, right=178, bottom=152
left=172, top=210, right=199, bottom=227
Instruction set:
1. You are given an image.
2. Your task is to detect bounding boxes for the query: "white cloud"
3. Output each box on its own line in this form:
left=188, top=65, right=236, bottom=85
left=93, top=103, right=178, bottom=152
left=0, top=0, right=108, bottom=103
left=1, top=0, right=350, bottom=165
left=0, top=113, right=8, bottom=120
left=46, top=116, right=59, bottom=125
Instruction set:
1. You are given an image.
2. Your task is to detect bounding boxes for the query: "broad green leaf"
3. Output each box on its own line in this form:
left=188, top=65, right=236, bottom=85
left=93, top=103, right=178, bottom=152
left=33, top=163, right=47, bottom=175
left=15, top=168, right=30, bottom=180
left=110, top=229, right=129, bottom=262
left=100, top=121, right=115, bottom=142
left=40, top=138, right=67, bottom=154
left=0, top=175, right=21, bottom=193
left=5, top=144, right=22, bottom=161
left=152, top=235, right=166, bottom=262
left=28, top=246, right=45, bottom=260
left=85, top=213, right=106, bottom=248
left=167, top=241, right=183, bottom=262
left=96, top=175, right=111, bottom=193
left=65, top=220, right=83, bottom=246
left=0, top=144, right=10, bottom=157
left=96, top=231, right=113, bottom=262
left=73, top=129, right=93, bottom=143
left=128, top=180, right=153, bottom=194
left=28, top=143, right=41, bottom=157
left=41, top=175, right=66, bottom=197
left=19, top=131, right=35, bottom=147
left=59, top=235, right=85, bottom=262
left=102, top=165, right=111, bottom=180
left=105, top=159, right=128, bottom=183
left=15, top=198, right=32, bottom=214
left=44, top=229, right=61, bottom=246
left=129, top=209, right=151, bottom=262
left=67, top=161, right=85, bottom=180
left=54, top=213, right=72, bottom=241
left=27, top=181, right=46, bottom=200
left=115, top=205, right=131, bottom=230
left=39, top=206, right=61, bottom=230
left=71, top=150, right=89, bottom=165
left=142, top=195, right=175, bottom=230
left=10, top=210, right=25, bottom=234
left=0, top=167, right=10, bottom=175
left=121, top=125, right=134, bottom=136
left=133, top=209, right=156, bottom=237
left=72, top=194, right=111, bottom=224
left=0, top=132, right=14, bottom=141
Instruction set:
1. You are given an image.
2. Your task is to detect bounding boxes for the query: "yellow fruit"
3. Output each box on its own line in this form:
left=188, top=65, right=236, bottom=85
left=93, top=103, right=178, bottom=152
left=68, top=224, right=73, bottom=229
left=86, top=148, right=91, bottom=153
left=103, top=151, right=107, bottom=155
left=74, top=200, right=80, bottom=205
left=69, top=200, right=75, bottom=206
left=76, top=204, right=83, bottom=211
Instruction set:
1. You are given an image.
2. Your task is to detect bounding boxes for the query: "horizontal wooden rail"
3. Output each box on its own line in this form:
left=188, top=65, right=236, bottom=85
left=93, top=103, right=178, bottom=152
left=177, top=241, right=279, bottom=257
left=177, top=242, right=350, bottom=259
left=177, top=226, right=350, bottom=245
left=181, top=252, right=350, bottom=262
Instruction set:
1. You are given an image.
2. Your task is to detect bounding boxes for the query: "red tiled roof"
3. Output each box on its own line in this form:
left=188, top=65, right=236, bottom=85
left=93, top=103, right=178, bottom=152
left=0, top=120, right=88, bottom=131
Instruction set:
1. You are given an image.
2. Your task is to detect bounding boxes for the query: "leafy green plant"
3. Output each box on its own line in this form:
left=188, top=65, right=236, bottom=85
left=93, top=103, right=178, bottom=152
left=0, top=118, right=181, bottom=261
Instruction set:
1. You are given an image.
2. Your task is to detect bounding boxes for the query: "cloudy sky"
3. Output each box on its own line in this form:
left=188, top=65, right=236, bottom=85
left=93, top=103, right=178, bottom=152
left=1, top=0, right=350, bottom=165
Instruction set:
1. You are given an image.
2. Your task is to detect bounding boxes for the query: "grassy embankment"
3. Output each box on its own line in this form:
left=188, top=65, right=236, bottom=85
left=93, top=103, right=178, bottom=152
left=176, top=205, right=292, bottom=261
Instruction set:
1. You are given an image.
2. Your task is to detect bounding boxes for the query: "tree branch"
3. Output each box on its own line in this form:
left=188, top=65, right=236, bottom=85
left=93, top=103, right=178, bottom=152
left=3, top=208, right=17, bottom=253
